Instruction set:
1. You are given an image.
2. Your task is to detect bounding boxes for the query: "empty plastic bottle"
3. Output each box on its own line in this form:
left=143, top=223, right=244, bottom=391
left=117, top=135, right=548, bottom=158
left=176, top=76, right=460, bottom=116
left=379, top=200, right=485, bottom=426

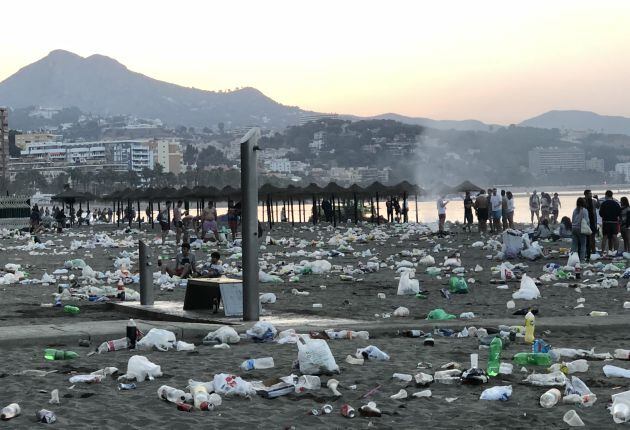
left=295, top=375, right=321, bottom=393
left=158, top=385, right=187, bottom=403
left=191, top=384, right=210, bottom=409
left=240, top=357, right=275, bottom=371
left=49, top=389, right=59, bottom=405
left=487, top=337, right=502, bottom=377
left=97, top=338, right=129, bottom=354
left=0, top=404, right=20, bottom=420
left=540, top=388, right=561, bottom=408
left=615, top=349, right=630, bottom=360
left=44, top=349, right=78, bottom=361
left=63, top=305, right=80, bottom=314
left=524, top=310, right=535, bottom=344
left=513, top=352, right=552, bottom=366
left=36, top=409, right=57, bottom=424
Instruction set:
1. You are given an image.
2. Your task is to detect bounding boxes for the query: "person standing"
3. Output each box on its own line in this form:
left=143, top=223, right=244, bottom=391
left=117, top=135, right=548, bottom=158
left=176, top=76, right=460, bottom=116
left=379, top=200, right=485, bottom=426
left=463, top=191, right=474, bottom=232
left=529, top=190, right=540, bottom=224
left=620, top=197, right=630, bottom=253
left=386, top=199, right=393, bottom=223
left=571, top=198, right=590, bottom=262
left=599, top=190, right=621, bottom=255
left=436, top=195, right=449, bottom=235
left=474, top=190, right=488, bottom=233
left=541, top=192, right=551, bottom=222
left=501, top=190, right=509, bottom=230
left=173, top=200, right=184, bottom=245
left=506, top=191, right=515, bottom=229
left=584, top=190, right=597, bottom=258
left=551, top=193, right=561, bottom=224
left=490, top=188, right=502, bottom=233
left=158, top=201, right=171, bottom=244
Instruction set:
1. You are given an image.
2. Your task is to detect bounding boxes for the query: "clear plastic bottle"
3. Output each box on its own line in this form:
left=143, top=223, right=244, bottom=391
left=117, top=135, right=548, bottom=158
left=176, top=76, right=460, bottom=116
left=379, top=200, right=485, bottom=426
left=97, top=338, right=129, bottom=354
left=615, top=349, right=630, bottom=360
left=240, top=357, right=274, bottom=371
left=157, top=385, right=186, bottom=403
left=540, top=388, right=561, bottom=408
left=191, top=384, right=209, bottom=409
left=524, top=310, right=535, bottom=344
left=295, top=375, right=321, bottom=393
left=0, top=403, right=20, bottom=420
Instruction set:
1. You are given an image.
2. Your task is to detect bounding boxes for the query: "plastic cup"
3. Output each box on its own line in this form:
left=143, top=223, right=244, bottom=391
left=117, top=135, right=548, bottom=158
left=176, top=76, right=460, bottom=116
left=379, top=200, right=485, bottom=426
left=563, top=410, right=585, bottom=427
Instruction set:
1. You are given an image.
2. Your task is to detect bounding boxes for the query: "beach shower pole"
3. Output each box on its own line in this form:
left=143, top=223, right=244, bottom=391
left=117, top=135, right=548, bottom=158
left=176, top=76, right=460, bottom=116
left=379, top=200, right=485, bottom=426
left=415, top=194, right=419, bottom=223
left=241, top=128, right=261, bottom=321
left=139, top=239, right=153, bottom=305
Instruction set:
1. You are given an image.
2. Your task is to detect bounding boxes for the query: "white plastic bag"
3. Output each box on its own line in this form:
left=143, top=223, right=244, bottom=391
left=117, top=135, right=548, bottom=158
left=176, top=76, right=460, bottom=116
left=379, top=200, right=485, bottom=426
left=567, top=252, right=580, bottom=268
left=259, top=293, right=277, bottom=304
left=246, top=321, right=277, bottom=342
left=306, top=260, right=332, bottom=274
left=397, top=272, right=420, bottom=295
left=204, top=326, right=240, bottom=344
left=176, top=341, right=196, bottom=352
left=502, top=230, right=523, bottom=259
left=480, top=385, right=512, bottom=401
left=124, top=355, right=162, bottom=382
left=393, top=307, right=410, bottom=317
left=297, top=335, right=339, bottom=375
left=212, top=373, right=256, bottom=397
left=512, top=275, right=541, bottom=300
left=419, top=255, right=435, bottom=265
left=136, top=328, right=176, bottom=351
left=500, top=262, right=514, bottom=281
left=259, top=270, right=283, bottom=283
left=521, top=241, right=543, bottom=260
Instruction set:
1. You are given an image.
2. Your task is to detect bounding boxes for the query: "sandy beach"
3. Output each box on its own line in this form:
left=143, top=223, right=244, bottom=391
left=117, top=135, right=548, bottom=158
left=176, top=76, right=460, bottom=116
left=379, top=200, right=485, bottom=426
left=0, top=220, right=629, bottom=428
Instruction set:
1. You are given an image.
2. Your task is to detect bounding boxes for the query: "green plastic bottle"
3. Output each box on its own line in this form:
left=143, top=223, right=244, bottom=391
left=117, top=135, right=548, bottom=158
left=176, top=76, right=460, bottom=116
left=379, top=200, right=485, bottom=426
left=63, top=305, right=80, bottom=314
left=44, top=349, right=79, bottom=361
left=513, top=352, right=552, bottom=366
left=449, top=277, right=469, bottom=294
left=487, top=337, right=502, bottom=376
left=426, top=308, right=456, bottom=320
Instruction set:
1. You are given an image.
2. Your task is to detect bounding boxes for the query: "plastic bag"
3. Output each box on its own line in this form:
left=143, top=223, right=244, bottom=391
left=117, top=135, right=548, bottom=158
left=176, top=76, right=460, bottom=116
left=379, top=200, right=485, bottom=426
left=393, top=306, right=410, bottom=317
left=500, top=262, right=514, bottom=281
left=397, top=272, right=420, bottom=295
left=567, top=252, right=580, bottom=268
left=259, top=293, right=277, bottom=304
left=246, top=321, right=277, bottom=342
left=512, top=275, right=541, bottom=300
left=306, top=260, right=332, bottom=274
left=297, top=335, right=340, bottom=375
left=480, top=385, right=512, bottom=401
left=521, top=241, right=543, bottom=260
left=356, top=345, right=390, bottom=361
left=136, top=328, right=176, bottom=351
left=212, top=373, right=256, bottom=397
left=259, top=270, right=283, bottom=283
left=176, top=341, right=195, bottom=352
left=124, top=355, right=162, bottom=382
left=448, top=277, right=468, bottom=294
left=419, top=255, right=435, bottom=265
left=502, top=230, right=523, bottom=259
left=204, top=326, right=240, bottom=344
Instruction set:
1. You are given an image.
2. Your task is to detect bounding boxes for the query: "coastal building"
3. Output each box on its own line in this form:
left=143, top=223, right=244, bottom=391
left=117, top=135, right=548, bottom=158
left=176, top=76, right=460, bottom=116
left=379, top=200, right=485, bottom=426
left=585, top=157, right=605, bottom=172
left=151, top=139, right=183, bottom=175
left=615, top=163, right=630, bottom=182
left=0, top=108, right=8, bottom=189
left=14, top=132, right=61, bottom=150
left=528, top=147, right=585, bottom=175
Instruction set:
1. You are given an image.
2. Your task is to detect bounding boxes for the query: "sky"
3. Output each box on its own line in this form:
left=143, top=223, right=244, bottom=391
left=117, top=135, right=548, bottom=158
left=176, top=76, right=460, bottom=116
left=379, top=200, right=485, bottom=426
left=3, top=0, right=630, bottom=124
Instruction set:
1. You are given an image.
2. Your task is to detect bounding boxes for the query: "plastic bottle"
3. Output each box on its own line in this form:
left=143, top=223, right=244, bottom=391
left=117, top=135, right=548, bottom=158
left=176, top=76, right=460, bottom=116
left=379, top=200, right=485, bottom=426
left=240, top=357, right=275, bottom=371
left=612, top=395, right=630, bottom=424
left=191, top=385, right=209, bottom=409
left=205, top=393, right=222, bottom=411
left=392, top=373, right=413, bottom=382
left=63, top=305, right=80, bottom=315
left=127, top=319, right=137, bottom=349
left=487, top=337, right=502, bottom=377
left=513, top=352, right=552, bottom=366
left=97, top=338, right=129, bottom=354
left=524, top=310, right=535, bottom=344
left=36, top=409, right=57, bottom=424
left=44, top=349, right=78, bottom=361
left=549, top=359, right=589, bottom=374
left=399, top=330, right=425, bottom=338
left=158, top=385, right=187, bottom=403
left=295, top=375, right=321, bottom=393
left=540, top=388, right=561, bottom=408
left=0, top=403, right=20, bottom=420
left=49, top=389, right=59, bottom=405
left=589, top=311, right=608, bottom=316
left=615, top=349, right=630, bottom=360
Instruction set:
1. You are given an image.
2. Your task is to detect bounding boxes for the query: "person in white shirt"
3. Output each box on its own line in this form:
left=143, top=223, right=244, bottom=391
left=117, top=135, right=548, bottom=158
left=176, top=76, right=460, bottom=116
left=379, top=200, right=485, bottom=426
left=506, top=191, right=515, bottom=229
left=436, top=196, right=449, bottom=235
left=490, top=188, right=503, bottom=233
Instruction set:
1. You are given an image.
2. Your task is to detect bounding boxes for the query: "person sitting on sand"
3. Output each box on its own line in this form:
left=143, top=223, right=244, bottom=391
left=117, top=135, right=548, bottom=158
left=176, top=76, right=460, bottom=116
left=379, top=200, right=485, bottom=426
left=531, top=218, right=558, bottom=241
left=199, top=251, right=224, bottom=277
left=558, top=216, right=572, bottom=238
left=163, top=242, right=197, bottom=278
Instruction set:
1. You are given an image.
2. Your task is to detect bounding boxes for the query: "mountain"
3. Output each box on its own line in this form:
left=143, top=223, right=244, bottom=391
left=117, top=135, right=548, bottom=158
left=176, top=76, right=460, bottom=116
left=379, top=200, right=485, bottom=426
left=520, top=110, right=630, bottom=135
left=0, top=49, right=309, bottom=129
left=364, top=113, right=496, bottom=131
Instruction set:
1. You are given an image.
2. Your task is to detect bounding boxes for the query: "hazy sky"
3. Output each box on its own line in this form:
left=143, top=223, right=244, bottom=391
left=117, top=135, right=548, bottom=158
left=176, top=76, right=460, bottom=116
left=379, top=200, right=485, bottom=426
left=3, top=0, right=630, bottom=124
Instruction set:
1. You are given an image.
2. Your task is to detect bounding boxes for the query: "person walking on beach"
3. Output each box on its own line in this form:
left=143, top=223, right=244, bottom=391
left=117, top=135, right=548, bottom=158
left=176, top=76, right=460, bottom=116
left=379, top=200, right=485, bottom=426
left=386, top=199, right=393, bottom=223
left=541, top=192, right=551, bottom=222
left=158, top=201, right=171, bottom=244
left=529, top=190, right=540, bottom=224
left=173, top=200, right=184, bottom=245
left=436, top=195, right=448, bottom=235
left=474, top=190, right=488, bottom=233
left=506, top=191, right=515, bottom=229
left=620, top=197, right=630, bottom=253
left=463, top=191, right=474, bottom=232
left=551, top=193, right=561, bottom=224
left=599, top=190, right=621, bottom=256
left=571, top=197, right=590, bottom=262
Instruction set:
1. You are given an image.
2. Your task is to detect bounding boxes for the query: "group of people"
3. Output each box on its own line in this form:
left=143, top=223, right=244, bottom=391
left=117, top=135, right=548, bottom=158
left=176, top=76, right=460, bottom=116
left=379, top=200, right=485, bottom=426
left=29, top=205, right=116, bottom=233
left=570, top=189, right=630, bottom=262
left=386, top=197, right=409, bottom=223
left=160, top=245, right=224, bottom=279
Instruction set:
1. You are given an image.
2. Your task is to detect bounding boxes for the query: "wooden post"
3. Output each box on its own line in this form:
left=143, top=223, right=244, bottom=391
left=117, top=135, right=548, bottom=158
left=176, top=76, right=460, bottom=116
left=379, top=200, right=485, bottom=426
left=354, top=192, right=358, bottom=224
left=376, top=193, right=380, bottom=225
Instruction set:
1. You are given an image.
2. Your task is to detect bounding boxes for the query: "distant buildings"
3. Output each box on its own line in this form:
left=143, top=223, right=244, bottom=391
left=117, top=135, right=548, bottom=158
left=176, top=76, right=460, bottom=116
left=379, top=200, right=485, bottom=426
left=585, top=157, right=605, bottom=173
left=15, top=132, right=61, bottom=150
left=615, top=163, right=630, bottom=182
left=528, top=147, right=585, bottom=175
left=150, top=139, right=183, bottom=175
left=298, top=113, right=338, bottom=126
left=0, top=108, right=7, bottom=189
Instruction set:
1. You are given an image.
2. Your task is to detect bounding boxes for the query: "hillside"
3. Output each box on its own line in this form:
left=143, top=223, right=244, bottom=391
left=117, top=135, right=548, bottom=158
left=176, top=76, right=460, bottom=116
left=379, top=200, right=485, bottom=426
left=520, top=110, right=630, bottom=135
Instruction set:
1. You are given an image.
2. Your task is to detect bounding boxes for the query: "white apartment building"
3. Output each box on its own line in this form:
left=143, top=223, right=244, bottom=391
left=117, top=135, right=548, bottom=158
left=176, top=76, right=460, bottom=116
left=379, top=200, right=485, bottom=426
left=528, top=147, right=585, bottom=175
left=153, top=139, right=183, bottom=175
left=615, top=163, right=630, bottom=182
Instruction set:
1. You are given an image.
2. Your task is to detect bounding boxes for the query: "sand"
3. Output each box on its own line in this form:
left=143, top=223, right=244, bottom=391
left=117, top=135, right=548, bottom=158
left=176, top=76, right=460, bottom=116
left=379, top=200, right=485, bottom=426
left=0, top=221, right=629, bottom=428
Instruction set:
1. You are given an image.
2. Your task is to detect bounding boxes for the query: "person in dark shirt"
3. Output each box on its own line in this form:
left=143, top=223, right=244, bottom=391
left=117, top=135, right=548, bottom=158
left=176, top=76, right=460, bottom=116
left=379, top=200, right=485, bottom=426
left=599, top=190, right=621, bottom=255
left=164, top=242, right=196, bottom=278
left=463, top=191, right=473, bottom=232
